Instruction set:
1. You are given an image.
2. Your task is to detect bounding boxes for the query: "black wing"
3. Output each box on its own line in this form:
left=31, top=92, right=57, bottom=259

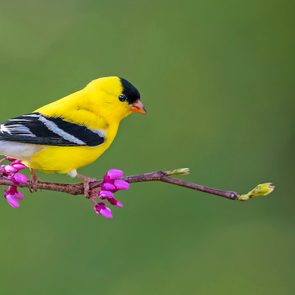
left=0, top=113, right=105, bottom=147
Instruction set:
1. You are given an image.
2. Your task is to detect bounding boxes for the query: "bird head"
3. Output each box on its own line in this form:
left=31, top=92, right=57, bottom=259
left=84, top=76, right=146, bottom=122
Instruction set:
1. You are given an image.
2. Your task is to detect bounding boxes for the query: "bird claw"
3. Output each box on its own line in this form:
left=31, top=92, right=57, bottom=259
left=29, top=179, right=39, bottom=193
left=83, top=179, right=92, bottom=198
left=76, top=173, right=97, bottom=198
left=29, top=168, right=39, bottom=193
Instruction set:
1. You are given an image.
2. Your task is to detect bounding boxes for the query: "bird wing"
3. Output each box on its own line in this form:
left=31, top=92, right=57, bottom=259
left=0, top=113, right=105, bottom=147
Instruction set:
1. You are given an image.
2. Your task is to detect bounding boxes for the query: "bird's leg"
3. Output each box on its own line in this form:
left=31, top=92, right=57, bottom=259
left=68, top=170, right=97, bottom=198
left=29, top=168, right=39, bottom=193
left=77, top=173, right=98, bottom=198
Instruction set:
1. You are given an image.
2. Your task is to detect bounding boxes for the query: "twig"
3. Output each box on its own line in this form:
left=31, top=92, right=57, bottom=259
left=0, top=168, right=274, bottom=201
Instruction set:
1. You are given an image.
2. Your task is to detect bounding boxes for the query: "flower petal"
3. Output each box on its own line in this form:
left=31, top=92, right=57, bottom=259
left=94, top=202, right=113, bottom=219
left=4, top=165, right=18, bottom=173
left=106, top=169, right=124, bottom=180
left=115, top=201, right=124, bottom=208
left=101, top=183, right=116, bottom=191
left=12, top=173, right=28, bottom=184
left=99, top=207, right=113, bottom=219
left=107, top=197, right=124, bottom=207
left=14, top=191, right=24, bottom=200
left=99, top=190, right=114, bottom=199
left=114, top=180, right=130, bottom=190
left=6, top=194, right=20, bottom=208
left=12, top=163, right=26, bottom=170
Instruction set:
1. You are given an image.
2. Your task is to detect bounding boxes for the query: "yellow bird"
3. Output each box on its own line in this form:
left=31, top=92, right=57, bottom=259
left=0, top=76, right=146, bottom=182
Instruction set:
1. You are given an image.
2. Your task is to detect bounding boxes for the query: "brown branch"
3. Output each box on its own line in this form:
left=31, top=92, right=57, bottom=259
left=0, top=168, right=240, bottom=200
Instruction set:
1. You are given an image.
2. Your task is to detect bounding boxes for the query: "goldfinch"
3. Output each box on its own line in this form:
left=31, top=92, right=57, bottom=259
left=0, top=76, right=146, bottom=179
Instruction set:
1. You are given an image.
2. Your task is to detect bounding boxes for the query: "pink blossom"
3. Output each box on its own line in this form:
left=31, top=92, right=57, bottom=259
left=12, top=173, right=28, bottom=184
left=114, top=179, right=130, bottom=190
left=98, top=190, right=114, bottom=199
left=101, top=182, right=116, bottom=191
left=1, top=157, right=27, bottom=208
left=12, top=163, right=26, bottom=170
left=106, top=169, right=124, bottom=180
left=4, top=165, right=18, bottom=173
left=14, top=191, right=24, bottom=200
left=92, top=168, right=130, bottom=218
left=94, top=203, right=113, bottom=219
left=5, top=194, right=20, bottom=208
left=108, top=197, right=123, bottom=207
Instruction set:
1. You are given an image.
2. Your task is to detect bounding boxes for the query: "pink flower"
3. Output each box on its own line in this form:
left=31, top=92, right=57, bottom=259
left=114, top=179, right=129, bottom=190
left=97, top=190, right=124, bottom=208
left=5, top=194, right=20, bottom=208
left=94, top=203, right=113, bottom=219
left=92, top=168, right=130, bottom=218
left=14, top=191, right=24, bottom=200
left=98, top=190, right=114, bottom=199
left=4, top=185, right=24, bottom=207
left=4, top=165, right=18, bottom=173
left=108, top=198, right=123, bottom=207
left=106, top=169, right=124, bottom=180
left=12, top=163, right=26, bottom=170
left=1, top=157, right=27, bottom=208
left=12, top=173, right=28, bottom=184
left=101, top=182, right=116, bottom=191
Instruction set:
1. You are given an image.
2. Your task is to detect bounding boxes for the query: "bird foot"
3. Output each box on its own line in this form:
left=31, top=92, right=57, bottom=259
left=76, top=173, right=97, bottom=198
left=29, top=168, right=39, bottom=193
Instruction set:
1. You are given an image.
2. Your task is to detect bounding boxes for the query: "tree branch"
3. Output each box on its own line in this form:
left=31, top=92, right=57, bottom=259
left=0, top=168, right=274, bottom=201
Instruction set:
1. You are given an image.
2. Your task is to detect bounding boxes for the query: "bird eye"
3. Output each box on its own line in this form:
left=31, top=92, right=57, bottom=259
left=119, top=94, right=127, bottom=102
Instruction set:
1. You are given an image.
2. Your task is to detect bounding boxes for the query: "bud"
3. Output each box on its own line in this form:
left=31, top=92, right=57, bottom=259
left=12, top=163, right=26, bottom=170
left=14, top=191, right=24, bottom=200
left=94, top=202, right=113, bottom=219
left=6, top=194, right=20, bottom=208
left=239, top=183, right=275, bottom=201
left=101, top=183, right=116, bottom=191
left=4, top=165, right=18, bottom=173
left=165, top=168, right=190, bottom=176
left=106, top=169, right=124, bottom=180
left=107, top=197, right=123, bottom=207
left=114, top=180, right=130, bottom=190
left=12, top=173, right=28, bottom=184
left=99, top=190, right=114, bottom=199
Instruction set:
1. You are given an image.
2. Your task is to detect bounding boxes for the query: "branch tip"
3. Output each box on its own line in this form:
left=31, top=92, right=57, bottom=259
left=238, top=182, right=275, bottom=201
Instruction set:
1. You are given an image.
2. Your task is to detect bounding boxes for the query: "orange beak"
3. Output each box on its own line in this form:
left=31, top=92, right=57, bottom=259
left=130, top=100, right=147, bottom=114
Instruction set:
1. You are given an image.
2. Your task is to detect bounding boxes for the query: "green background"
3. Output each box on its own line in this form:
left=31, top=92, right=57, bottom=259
left=0, top=0, right=294, bottom=294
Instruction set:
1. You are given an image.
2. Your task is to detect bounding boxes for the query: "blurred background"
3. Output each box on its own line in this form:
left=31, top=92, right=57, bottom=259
left=0, top=0, right=294, bottom=294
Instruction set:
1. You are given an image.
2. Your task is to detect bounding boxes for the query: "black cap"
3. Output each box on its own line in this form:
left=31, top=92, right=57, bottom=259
left=120, top=78, right=141, bottom=104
